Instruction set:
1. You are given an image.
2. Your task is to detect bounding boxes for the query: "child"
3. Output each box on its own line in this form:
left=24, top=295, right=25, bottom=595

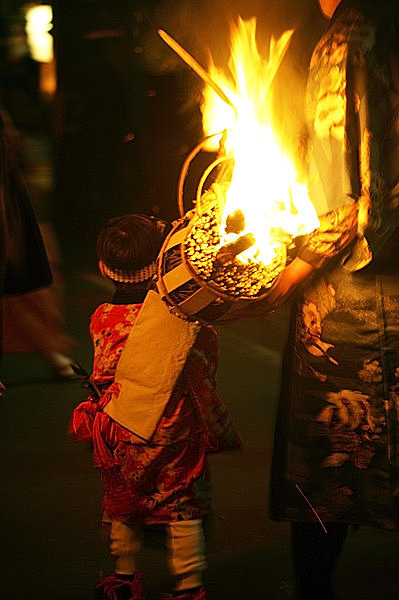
left=70, top=214, right=241, bottom=600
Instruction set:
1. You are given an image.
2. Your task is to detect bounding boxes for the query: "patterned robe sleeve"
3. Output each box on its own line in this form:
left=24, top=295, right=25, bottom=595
left=298, top=203, right=359, bottom=268
left=296, top=5, right=399, bottom=270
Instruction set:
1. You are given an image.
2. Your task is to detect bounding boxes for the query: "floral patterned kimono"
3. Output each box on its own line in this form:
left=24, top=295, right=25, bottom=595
left=71, top=291, right=241, bottom=525
left=270, top=0, right=399, bottom=530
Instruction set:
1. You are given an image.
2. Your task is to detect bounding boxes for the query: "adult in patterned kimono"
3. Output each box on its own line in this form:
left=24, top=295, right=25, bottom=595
left=250, top=0, right=399, bottom=598
left=70, top=214, right=241, bottom=600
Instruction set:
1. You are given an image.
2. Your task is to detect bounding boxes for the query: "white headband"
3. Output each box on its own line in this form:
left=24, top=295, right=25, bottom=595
left=102, top=261, right=157, bottom=283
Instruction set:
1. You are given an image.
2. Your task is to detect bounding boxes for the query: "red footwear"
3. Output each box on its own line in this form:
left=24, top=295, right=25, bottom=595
left=94, top=572, right=147, bottom=600
left=160, top=587, right=208, bottom=600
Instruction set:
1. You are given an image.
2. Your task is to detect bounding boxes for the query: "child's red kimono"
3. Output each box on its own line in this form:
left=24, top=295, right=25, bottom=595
left=71, top=299, right=241, bottom=525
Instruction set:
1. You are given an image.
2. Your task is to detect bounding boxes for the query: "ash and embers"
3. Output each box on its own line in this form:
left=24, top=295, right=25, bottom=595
left=185, top=206, right=285, bottom=299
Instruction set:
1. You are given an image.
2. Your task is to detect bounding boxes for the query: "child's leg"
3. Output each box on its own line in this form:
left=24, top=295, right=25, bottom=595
left=166, top=519, right=207, bottom=592
left=110, top=520, right=143, bottom=575
left=95, top=520, right=146, bottom=599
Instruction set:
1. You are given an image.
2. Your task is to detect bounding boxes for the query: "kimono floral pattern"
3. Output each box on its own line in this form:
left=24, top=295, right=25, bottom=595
left=300, top=301, right=336, bottom=361
left=71, top=302, right=241, bottom=525
left=309, top=10, right=376, bottom=143
left=298, top=273, right=384, bottom=473
left=358, top=359, right=383, bottom=384
left=311, top=34, right=347, bottom=142
left=316, top=389, right=378, bottom=469
left=270, top=258, right=399, bottom=528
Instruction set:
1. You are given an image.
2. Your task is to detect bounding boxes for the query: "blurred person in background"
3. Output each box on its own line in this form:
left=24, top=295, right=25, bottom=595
left=0, top=103, right=52, bottom=344
left=0, top=15, right=76, bottom=380
left=1, top=220, right=76, bottom=379
left=0, top=109, right=76, bottom=380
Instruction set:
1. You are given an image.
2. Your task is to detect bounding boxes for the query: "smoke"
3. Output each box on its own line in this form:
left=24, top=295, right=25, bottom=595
left=140, top=0, right=314, bottom=74
left=141, top=0, right=322, bottom=67
left=139, top=0, right=326, bottom=161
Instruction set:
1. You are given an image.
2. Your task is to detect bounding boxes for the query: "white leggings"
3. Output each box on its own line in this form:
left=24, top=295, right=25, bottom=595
left=109, top=519, right=207, bottom=591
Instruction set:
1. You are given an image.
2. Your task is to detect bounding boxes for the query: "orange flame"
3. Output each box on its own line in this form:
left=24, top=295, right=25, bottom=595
left=200, top=18, right=319, bottom=267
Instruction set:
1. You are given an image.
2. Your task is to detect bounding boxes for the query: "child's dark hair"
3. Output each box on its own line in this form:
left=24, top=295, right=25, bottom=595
left=96, top=214, right=165, bottom=283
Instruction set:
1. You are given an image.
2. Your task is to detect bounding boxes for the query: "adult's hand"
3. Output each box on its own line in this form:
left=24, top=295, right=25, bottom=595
left=263, top=256, right=315, bottom=310
left=219, top=256, right=315, bottom=322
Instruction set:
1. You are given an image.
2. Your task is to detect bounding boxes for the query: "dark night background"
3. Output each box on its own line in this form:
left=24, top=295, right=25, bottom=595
left=0, top=2, right=398, bottom=600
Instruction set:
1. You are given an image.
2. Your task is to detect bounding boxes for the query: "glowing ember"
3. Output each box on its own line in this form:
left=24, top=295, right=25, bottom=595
left=185, top=196, right=286, bottom=299
left=200, top=17, right=319, bottom=268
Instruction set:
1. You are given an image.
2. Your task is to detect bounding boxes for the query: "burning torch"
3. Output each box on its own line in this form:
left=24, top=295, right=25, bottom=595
left=155, top=25, right=318, bottom=323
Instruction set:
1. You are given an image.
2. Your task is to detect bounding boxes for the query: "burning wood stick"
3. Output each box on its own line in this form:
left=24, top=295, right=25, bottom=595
left=215, top=232, right=256, bottom=265
left=158, top=29, right=238, bottom=118
left=225, top=209, right=246, bottom=235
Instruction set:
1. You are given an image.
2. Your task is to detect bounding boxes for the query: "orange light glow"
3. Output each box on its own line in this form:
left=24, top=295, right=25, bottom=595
left=200, top=18, right=319, bottom=267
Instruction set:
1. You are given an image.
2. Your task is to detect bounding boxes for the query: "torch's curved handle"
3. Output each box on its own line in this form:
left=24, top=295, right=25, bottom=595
left=195, top=155, right=234, bottom=217
left=177, top=130, right=229, bottom=217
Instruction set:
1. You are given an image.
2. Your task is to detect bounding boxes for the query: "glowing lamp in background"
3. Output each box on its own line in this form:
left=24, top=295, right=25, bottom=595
left=25, top=4, right=55, bottom=95
left=25, top=4, right=53, bottom=63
